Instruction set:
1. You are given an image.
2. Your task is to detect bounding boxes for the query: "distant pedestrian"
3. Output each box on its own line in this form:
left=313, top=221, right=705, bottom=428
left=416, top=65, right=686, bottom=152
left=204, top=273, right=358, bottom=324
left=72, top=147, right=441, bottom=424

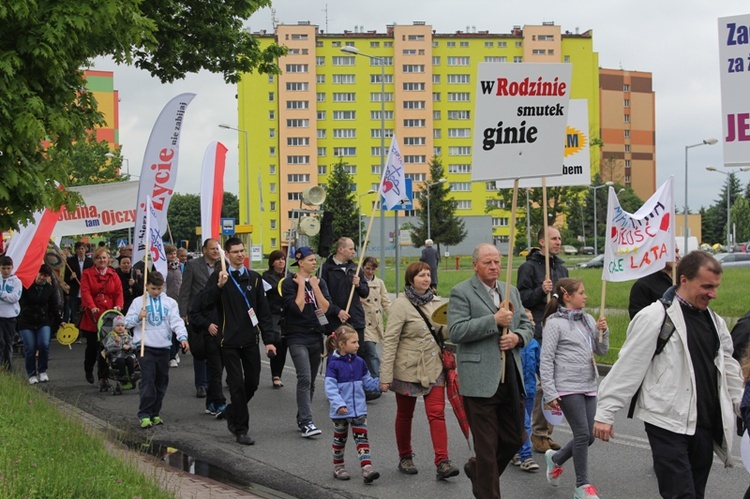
left=165, top=244, right=183, bottom=368
left=125, top=271, right=189, bottom=429
left=420, top=239, right=440, bottom=295
left=540, top=278, right=608, bottom=499
left=0, top=255, right=22, bottom=370
left=325, top=325, right=381, bottom=483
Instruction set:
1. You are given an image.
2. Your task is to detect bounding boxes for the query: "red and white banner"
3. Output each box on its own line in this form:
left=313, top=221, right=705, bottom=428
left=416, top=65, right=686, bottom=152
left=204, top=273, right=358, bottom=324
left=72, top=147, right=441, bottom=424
left=379, top=136, right=410, bottom=210
left=200, top=141, right=228, bottom=241
left=51, top=181, right=139, bottom=238
left=5, top=207, right=61, bottom=287
left=133, top=93, right=196, bottom=265
left=603, top=177, right=675, bottom=282
left=146, top=196, right=168, bottom=277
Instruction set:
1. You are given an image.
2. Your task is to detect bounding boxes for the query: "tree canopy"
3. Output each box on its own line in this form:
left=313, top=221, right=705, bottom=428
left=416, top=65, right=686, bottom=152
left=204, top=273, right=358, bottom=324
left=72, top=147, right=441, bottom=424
left=321, top=158, right=360, bottom=249
left=166, top=191, right=239, bottom=248
left=0, top=0, right=284, bottom=229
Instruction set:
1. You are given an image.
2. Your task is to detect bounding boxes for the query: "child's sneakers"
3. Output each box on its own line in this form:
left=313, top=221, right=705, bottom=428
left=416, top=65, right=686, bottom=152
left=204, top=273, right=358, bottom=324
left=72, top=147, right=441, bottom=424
left=152, top=417, right=164, bottom=426
left=545, top=449, right=563, bottom=486
left=140, top=417, right=152, bottom=429
left=574, top=484, right=600, bottom=499
left=333, top=464, right=350, bottom=481
left=519, top=457, right=540, bottom=473
left=511, top=454, right=522, bottom=466
left=362, top=464, right=380, bottom=484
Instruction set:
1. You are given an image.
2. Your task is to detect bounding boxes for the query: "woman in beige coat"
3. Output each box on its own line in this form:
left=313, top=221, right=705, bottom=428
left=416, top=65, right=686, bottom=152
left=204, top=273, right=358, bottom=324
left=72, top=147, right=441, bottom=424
left=379, top=261, right=459, bottom=481
left=361, top=256, right=391, bottom=378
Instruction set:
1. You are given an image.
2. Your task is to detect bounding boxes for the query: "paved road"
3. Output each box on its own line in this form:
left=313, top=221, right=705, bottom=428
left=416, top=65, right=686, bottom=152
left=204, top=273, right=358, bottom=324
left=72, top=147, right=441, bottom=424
left=39, top=339, right=750, bottom=498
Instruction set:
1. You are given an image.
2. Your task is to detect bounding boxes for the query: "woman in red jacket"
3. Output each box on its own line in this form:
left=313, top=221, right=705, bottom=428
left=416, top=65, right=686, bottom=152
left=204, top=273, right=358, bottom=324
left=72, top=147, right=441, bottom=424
left=80, top=246, right=123, bottom=388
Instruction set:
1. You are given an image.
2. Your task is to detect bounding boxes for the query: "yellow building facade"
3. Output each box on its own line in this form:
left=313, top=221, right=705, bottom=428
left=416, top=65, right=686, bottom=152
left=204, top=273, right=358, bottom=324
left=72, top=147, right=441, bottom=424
left=238, top=22, right=601, bottom=252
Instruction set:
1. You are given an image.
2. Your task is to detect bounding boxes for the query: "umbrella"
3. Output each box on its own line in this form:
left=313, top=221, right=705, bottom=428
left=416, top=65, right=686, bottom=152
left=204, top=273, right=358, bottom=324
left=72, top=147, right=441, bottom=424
left=442, top=347, right=471, bottom=450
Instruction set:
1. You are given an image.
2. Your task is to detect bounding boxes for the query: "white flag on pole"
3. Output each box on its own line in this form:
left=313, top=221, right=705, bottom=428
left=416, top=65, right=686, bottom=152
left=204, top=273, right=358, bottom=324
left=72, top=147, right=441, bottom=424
left=602, top=177, right=675, bottom=282
left=378, top=136, right=410, bottom=210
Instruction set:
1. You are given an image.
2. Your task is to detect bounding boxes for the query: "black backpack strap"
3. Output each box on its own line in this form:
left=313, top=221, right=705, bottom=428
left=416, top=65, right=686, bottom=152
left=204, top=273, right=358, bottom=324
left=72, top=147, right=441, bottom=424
left=627, top=300, right=676, bottom=419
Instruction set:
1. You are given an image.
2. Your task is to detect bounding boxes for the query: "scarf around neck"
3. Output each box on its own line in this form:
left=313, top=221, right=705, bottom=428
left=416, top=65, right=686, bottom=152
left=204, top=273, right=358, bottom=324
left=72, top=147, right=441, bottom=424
left=554, top=306, right=594, bottom=335
left=404, top=284, right=434, bottom=306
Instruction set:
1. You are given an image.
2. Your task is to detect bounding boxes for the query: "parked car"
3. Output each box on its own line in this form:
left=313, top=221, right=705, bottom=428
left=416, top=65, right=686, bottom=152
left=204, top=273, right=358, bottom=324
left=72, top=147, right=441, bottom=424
left=576, top=254, right=604, bottom=269
left=562, top=245, right=578, bottom=255
left=581, top=246, right=595, bottom=255
left=714, top=252, right=750, bottom=268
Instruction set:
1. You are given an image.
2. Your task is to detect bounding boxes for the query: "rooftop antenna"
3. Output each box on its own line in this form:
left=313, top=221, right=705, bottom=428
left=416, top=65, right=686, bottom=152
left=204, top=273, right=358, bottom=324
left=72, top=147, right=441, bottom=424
left=271, top=8, right=279, bottom=29
left=323, top=3, right=331, bottom=33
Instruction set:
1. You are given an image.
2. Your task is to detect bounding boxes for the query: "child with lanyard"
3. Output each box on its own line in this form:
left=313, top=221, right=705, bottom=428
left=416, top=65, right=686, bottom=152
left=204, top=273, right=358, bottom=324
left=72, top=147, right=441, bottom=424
left=325, top=324, right=381, bottom=483
left=125, top=271, right=188, bottom=429
left=540, top=278, right=608, bottom=499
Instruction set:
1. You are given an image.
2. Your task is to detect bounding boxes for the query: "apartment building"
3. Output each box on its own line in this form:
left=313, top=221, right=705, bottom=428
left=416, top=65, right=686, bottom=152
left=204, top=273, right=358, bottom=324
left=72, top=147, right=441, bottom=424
left=238, top=21, right=601, bottom=253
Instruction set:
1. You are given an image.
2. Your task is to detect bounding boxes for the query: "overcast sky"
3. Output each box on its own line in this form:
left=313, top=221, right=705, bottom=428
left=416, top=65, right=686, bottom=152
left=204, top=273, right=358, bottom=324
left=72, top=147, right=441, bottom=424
left=93, top=0, right=748, bottom=211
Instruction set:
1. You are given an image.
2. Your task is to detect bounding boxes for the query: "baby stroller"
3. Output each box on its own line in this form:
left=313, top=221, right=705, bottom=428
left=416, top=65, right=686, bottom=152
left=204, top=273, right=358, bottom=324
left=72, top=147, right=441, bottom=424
left=98, top=309, right=140, bottom=395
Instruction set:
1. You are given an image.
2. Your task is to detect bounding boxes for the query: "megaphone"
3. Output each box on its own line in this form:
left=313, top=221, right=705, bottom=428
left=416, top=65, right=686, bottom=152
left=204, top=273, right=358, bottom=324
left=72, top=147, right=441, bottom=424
left=301, top=186, right=326, bottom=206
left=297, top=215, right=321, bottom=236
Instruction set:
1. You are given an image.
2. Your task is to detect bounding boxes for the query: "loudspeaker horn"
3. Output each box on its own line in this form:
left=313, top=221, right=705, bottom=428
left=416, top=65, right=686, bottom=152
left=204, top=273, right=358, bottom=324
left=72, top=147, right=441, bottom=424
left=301, top=185, right=326, bottom=206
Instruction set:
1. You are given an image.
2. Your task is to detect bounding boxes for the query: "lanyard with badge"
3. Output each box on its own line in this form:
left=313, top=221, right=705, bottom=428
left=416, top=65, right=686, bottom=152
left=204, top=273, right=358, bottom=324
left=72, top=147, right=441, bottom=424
left=303, top=279, right=328, bottom=326
left=229, top=270, right=259, bottom=327
left=572, top=320, right=598, bottom=371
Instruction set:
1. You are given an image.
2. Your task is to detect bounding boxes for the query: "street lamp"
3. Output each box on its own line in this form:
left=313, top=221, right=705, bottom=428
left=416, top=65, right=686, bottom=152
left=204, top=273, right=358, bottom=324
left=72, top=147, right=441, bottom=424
left=706, top=166, right=750, bottom=249
left=342, top=45, right=387, bottom=280
left=588, top=181, right=613, bottom=255
left=425, top=178, right=447, bottom=241
left=684, top=138, right=718, bottom=254
left=358, top=189, right=377, bottom=252
left=104, top=152, right=130, bottom=176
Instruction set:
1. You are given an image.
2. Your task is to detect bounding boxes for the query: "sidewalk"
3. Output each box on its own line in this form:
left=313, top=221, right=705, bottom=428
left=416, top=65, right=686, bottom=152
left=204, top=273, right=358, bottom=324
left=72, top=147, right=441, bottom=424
left=50, top=394, right=267, bottom=498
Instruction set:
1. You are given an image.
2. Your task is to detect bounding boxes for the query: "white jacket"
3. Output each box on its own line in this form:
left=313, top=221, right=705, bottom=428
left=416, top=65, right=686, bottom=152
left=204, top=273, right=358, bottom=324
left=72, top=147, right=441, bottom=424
left=595, top=292, right=743, bottom=465
left=0, top=274, right=22, bottom=318
left=125, top=292, right=187, bottom=349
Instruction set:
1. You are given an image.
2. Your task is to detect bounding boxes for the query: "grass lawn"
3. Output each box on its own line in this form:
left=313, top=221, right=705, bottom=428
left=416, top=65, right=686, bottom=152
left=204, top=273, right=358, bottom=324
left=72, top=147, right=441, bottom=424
left=0, top=373, right=174, bottom=498
left=377, top=258, right=750, bottom=365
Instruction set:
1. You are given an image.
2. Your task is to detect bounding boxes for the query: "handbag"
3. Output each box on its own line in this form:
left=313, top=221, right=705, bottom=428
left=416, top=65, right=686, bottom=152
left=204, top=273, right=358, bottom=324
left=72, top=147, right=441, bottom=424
left=410, top=302, right=452, bottom=369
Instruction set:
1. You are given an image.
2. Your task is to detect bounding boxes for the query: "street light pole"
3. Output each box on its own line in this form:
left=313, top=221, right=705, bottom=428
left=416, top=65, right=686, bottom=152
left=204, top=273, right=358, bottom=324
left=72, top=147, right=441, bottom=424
left=706, top=166, right=750, bottom=249
left=342, top=46, right=386, bottom=279
left=588, top=181, right=613, bottom=255
left=684, top=138, right=718, bottom=254
left=425, top=178, right=447, bottom=241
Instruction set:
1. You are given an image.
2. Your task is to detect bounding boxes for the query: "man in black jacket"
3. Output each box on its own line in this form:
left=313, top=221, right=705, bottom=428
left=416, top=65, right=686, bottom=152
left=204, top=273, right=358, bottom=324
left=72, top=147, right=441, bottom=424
left=516, top=226, right=568, bottom=453
left=201, top=237, right=276, bottom=445
left=63, top=241, right=93, bottom=324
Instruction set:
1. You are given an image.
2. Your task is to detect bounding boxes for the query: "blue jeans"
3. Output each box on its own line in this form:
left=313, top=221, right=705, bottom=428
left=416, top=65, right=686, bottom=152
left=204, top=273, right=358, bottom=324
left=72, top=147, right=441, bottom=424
left=518, top=394, right=535, bottom=460
left=362, top=341, right=380, bottom=378
left=19, top=326, right=51, bottom=378
left=288, top=339, right=323, bottom=426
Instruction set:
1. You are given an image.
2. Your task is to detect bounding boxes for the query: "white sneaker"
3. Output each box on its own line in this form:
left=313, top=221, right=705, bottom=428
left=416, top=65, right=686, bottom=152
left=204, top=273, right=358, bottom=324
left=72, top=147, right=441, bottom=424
left=169, top=359, right=179, bottom=368
left=29, top=376, right=39, bottom=385
left=545, top=449, right=563, bottom=487
left=574, top=484, right=601, bottom=499
left=38, top=372, right=49, bottom=382
left=175, top=353, right=180, bottom=364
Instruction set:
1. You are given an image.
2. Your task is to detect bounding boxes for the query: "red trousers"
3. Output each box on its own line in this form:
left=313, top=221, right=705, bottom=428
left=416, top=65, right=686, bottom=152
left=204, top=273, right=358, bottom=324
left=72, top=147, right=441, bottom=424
left=395, top=385, right=449, bottom=467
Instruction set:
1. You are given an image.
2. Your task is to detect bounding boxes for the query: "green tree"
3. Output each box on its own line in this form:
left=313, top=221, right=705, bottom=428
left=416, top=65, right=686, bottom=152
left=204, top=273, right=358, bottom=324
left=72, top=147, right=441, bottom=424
left=222, top=192, right=240, bottom=221
left=51, top=135, right=129, bottom=187
left=409, top=157, right=467, bottom=252
left=732, top=197, right=750, bottom=243
left=0, top=0, right=285, bottom=229
left=702, top=173, right=742, bottom=245
left=165, top=191, right=241, bottom=247
left=321, top=158, right=359, bottom=248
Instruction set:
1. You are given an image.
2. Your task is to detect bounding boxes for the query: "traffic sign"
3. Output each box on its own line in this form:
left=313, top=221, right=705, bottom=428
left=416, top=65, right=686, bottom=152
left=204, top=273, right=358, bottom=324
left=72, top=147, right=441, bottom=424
left=221, top=218, right=235, bottom=236
left=384, top=178, right=413, bottom=211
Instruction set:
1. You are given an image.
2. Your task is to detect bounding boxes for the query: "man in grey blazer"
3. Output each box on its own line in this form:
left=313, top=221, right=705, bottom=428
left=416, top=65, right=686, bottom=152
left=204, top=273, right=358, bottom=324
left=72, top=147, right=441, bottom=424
left=448, top=243, right=533, bottom=499
left=178, top=238, right=222, bottom=407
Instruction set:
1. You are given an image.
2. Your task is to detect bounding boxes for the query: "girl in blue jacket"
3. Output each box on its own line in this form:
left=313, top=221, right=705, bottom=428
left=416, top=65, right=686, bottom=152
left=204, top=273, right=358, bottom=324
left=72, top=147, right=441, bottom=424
left=325, top=325, right=381, bottom=484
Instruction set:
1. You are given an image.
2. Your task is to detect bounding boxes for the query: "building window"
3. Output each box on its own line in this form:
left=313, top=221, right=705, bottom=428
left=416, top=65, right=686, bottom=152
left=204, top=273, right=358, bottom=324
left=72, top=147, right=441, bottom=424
left=316, top=92, right=326, bottom=102
left=317, top=147, right=326, bottom=156
left=318, top=165, right=327, bottom=175
left=370, top=110, right=394, bottom=120
left=317, top=111, right=326, bottom=120
left=403, top=155, right=426, bottom=164
left=448, top=110, right=471, bottom=120
left=384, top=41, right=393, bottom=47
left=370, top=56, right=393, bottom=66
left=370, top=92, right=394, bottom=102
left=332, top=74, right=356, bottom=84
left=408, top=34, right=425, bottom=41
left=371, top=147, right=385, bottom=156
left=403, top=100, right=426, bottom=109
left=341, top=165, right=357, bottom=174
left=449, top=164, right=472, bottom=173
left=270, top=202, right=276, bottom=211
left=334, top=128, right=357, bottom=138
left=447, top=41, right=456, bottom=47
left=433, top=111, right=441, bottom=120
left=287, top=137, right=310, bottom=146
left=623, top=84, right=630, bottom=92
left=625, top=174, right=631, bottom=183
left=287, top=173, right=311, bottom=182
left=403, top=82, right=426, bottom=91
left=624, top=114, right=630, bottom=123
left=317, top=129, right=326, bottom=139
left=269, top=183, right=276, bottom=193
left=333, top=110, right=356, bottom=120
left=269, top=164, right=276, bottom=174
left=269, top=110, right=275, bottom=120
left=448, top=92, right=471, bottom=102
left=456, top=200, right=472, bottom=210
left=447, top=56, right=470, bottom=66
left=406, top=173, right=426, bottom=182
left=286, top=82, right=309, bottom=91
left=433, top=129, right=442, bottom=138
left=270, top=220, right=277, bottom=229
left=625, top=144, right=631, bottom=153
left=460, top=41, right=469, bottom=47
left=269, top=147, right=276, bottom=156
left=370, top=129, right=394, bottom=138
left=286, top=157, right=310, bottom=165
left=316, top=74, right=325, bottom=84
left=433, top=146, right=441, bottom=156
left=287, top=192, right=302, bottom=201
left=403, top=49, right=416, bottom=56
left=451, top=182, right=472, bottom=191
left=370, top=41, right=380, bottom=48
left=449, top=146, right=472, bottom=156
left=285, top=64, right=309, bottom=73
left=316, top=56, right=325, bottom=66
left=624, top=130, right=630, bottom=138
left=270, top=237, right=277, bottom=247
left=268, top=74, right=274, bottom=83
left=333, top=147, right=356, bottom=157
left=564, top=55, right=570, bottom=63
left=487, top=199, right=505, bottom=209
left=513, top=56, right=523, bottom=63
left=625, top=160, right=631, bottom=168
left=515, top=41, right=522, bottom=47
left=403, top=119, right=426, bottom=127
left=402, top=64, right=425, bottom=73
left=269, top=129, right=275, bottom=138
left=447, top=74, right=471, bottom=84
left=532, top=49, right=546, bottom=55
left=492, top=217, right=509, bottom=227
left=286, top=100, right=309, bottom=109
left=432, top=56, right=441, bottom=66
left=486, top=181, right=498, bottom=191
left=448, top=128, right=471, bottom=138
left=370, top=74, right=394, bottom=84
left=333, top=92, right=356, bottom=102
left=484, top=41, right=494, bottom=48
left=286, top=119, right=310, bottom=128
left=433, top=92, right=441, bottom=102
left=498, top=41, right=507, bottom=47
left=268, top=92, right=275, bottom=101
left=403, top=136, right=426, bottom=146
left=624, top=99, right=630, bottom=108
left=332, top=56, right=356, bottom=66
left=290, top=33, right=308, bottom=40
left=371, top=165, right=382, bottom=175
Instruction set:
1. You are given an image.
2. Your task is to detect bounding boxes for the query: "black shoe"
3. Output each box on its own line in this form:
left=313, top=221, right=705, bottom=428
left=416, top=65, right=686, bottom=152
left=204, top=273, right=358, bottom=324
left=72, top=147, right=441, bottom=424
left=85, top=372, right=94, bottom=384
left=235, top=433, right=255, bottom=445
left=196, top=387, right=207, bottom=398
left=464, top=457, right=478, bottom=497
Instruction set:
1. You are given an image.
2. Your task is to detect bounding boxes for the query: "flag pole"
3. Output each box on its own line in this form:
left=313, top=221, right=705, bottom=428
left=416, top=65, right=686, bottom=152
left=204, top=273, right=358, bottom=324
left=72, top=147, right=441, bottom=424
left=345, top=188, right=381, bottom=314
left=542, top=178, right=550, bottom=301
left=599, top=279, right=607, bottom=342
left=140, top=251, right=149, bottom=357
left=501, top=178, right=519, bottom=384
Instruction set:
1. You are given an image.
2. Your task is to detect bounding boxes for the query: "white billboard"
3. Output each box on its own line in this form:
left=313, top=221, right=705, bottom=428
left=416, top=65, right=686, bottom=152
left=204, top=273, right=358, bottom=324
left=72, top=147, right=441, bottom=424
left=718, top=15, right=750, bottom=167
